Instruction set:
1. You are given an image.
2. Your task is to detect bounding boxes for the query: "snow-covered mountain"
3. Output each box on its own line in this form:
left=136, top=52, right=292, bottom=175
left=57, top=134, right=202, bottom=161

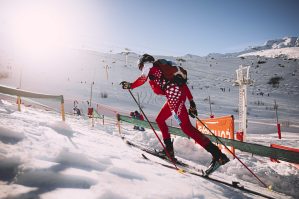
left=207, top=36, right=299, bottom=58
left=239, top=47, right=299, bottom=59
left=237, top=37, right=299, bottom=59
left=240, top=36, right=298, bottom=54
left=256, top=37, right=298, bottom=50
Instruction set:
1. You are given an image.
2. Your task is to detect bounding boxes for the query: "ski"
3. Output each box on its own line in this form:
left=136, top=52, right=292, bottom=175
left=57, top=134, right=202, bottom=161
left=141, top=153, right=276, bottom=199
left=124, top=138, right=198, bottom=170
left=124, top=138, right=277, bottom=199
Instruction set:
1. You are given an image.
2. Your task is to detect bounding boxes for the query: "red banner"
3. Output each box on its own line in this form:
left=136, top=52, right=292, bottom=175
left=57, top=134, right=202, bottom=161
left=270, top=144, right=299, bottom=169
left=196, top=115, right=235, bottom=155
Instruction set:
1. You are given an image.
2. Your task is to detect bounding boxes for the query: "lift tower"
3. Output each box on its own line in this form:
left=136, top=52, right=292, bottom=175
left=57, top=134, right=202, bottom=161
left=235, top=65, right=253, bottom=141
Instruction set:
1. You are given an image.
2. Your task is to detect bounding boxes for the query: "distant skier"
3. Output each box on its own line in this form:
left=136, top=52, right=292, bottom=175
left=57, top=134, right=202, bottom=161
left=73, top=100, right=81, bottom=116
left=130, top=110, right=145, bottom=131
left=120, top=54, right=229, bottom=175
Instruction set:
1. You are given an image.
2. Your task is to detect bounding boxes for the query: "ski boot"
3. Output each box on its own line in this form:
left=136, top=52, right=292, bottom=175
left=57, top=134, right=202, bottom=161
left=205, top=142, right=230, bottom=176
left=157, top=138, right=176, bottom=161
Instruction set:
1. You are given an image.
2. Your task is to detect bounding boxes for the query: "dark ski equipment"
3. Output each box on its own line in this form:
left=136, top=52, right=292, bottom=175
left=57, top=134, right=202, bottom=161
left=124, top=138, right=277, bottom=199
left=205, top=157, right=230, bottom=176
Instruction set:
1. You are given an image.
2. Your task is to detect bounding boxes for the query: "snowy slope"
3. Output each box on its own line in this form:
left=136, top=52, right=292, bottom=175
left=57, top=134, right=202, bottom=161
left=0, top=98, right=297, bottom=199
left=1, top=46, right=299, bottom=125
left=0, top=36, right=299, bottom=198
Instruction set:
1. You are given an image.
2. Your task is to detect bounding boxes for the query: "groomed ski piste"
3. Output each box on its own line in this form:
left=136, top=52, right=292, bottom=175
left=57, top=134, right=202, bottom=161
left=1, top=39, right=299, bottom=198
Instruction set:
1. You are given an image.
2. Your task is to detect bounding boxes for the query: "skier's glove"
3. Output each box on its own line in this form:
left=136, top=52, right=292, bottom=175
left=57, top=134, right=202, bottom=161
left=188, top=100, right=198, bottom=118
left=120, top=81, right=131, bottom=89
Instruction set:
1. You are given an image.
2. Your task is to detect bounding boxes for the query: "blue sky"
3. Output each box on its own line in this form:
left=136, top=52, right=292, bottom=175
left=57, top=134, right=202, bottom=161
left=94, top=0, right=299, bottom=55
left=1, top=0, right=299, bottom=56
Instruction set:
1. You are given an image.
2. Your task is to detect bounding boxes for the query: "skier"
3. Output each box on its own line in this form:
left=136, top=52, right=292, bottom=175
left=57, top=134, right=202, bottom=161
left=73, top=100, right=81, bottom=116
left=120, top=54, right=229, bottom=175
left=130, top=110, right=145, bottom=131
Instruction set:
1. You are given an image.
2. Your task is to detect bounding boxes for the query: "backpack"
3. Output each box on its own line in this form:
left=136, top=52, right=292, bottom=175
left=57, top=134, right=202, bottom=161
left=154, top=59, right=187, bottom=86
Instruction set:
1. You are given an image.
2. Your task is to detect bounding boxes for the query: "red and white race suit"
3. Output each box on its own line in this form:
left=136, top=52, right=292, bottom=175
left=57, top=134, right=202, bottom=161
left=130, top=65, right=210, bottom=148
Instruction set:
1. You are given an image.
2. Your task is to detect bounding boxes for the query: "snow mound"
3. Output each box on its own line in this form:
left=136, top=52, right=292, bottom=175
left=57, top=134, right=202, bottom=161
left=0, top=126, right=25, bottom=144
left=46, top=121, right=75, bottom=138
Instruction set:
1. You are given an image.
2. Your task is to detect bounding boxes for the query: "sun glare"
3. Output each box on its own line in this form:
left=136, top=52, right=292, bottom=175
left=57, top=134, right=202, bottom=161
left=2, top=0, right=106, bottom=81
left=10, top=2, right=72, bottom=60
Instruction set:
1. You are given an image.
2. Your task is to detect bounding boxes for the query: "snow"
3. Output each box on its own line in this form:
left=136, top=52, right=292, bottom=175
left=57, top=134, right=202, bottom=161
left=239, top=47, right=299, bottom=59
left=0, top=98, right=298, bottom=199
left=264, top=37, right=298, bottom=49
left=0, top=101, right=221, bottom=199
left=1, top=41, right=299, bottom=198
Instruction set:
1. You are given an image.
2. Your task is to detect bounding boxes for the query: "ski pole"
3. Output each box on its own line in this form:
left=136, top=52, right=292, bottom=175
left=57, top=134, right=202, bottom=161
left=127, top=89, right=181, bottom=171
left=194, top=115, right=269, bottom=189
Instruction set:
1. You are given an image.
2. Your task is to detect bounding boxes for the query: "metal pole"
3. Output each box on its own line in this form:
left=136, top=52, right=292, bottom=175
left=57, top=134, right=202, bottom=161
left=105, top=65, right=109, bottom=80
left=274, top=100, right=279, bottom=123
left=89, top=82, right=94, bottom=107
left=274, top=100, right=281, bottom=139
left=208, top=96, right=213, bottom=117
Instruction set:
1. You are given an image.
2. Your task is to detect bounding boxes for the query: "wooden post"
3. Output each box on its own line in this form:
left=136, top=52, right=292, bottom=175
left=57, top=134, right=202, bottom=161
left=116, top=114, right=121, bottom=135
left=61, top=96, right=65, bottom=121
left=102, top=114, right=105, bottom=125
left=17, top=96, right=21, bottom=111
